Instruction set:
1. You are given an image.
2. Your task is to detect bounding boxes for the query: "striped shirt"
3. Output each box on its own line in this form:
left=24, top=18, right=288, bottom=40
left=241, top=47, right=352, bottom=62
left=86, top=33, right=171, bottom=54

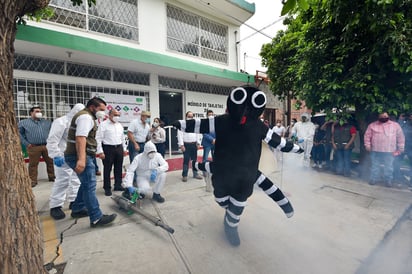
left=18, top=118, right=52, bottom=147
left=364, top=120, right=405, bottom=153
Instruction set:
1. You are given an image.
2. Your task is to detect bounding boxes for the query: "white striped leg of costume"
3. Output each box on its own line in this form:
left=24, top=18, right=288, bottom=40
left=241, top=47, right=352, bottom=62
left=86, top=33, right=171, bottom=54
left=255, top=171, right=294, bottom=218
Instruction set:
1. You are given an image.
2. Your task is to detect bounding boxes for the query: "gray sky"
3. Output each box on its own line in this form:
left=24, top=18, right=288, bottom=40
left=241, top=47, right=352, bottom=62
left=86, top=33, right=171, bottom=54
left=239, top=0, right=286, bottom=74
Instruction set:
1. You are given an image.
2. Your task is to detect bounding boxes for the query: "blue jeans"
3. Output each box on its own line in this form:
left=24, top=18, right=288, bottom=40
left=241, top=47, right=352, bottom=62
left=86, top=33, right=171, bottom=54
left=65, top=154, right=102, bottom=223
left=312, top=144, right=324, bottom=165
left=370, top=152, right=394, bottom=182
left=335, top=148, right=352, bottom=176
left=202, top=146, right=214, bottom=163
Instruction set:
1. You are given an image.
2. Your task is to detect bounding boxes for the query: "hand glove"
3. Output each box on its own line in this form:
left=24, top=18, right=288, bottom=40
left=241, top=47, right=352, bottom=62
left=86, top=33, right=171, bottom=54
left=150, top=169, right=158, bottom=182
left=127, top=186, right=136, bottom=194
left=298, top=138, right=304, bottom=143
left=171, top=120, right=181, bottom=130
left=53, top=156, right=64, bottom=167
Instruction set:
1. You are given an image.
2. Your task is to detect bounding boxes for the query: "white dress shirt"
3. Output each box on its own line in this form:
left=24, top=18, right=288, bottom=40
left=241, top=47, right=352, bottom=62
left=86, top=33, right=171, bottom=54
left=128, top=118, right=150, bottom=143
left=177, top=130, right=201, bottom=146
left=96, top=119, right=126, bottom=154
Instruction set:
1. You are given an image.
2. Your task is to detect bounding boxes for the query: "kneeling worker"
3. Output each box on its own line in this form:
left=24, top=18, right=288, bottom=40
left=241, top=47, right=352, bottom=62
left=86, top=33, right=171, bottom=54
left=122, top=141, right=168, bottom=203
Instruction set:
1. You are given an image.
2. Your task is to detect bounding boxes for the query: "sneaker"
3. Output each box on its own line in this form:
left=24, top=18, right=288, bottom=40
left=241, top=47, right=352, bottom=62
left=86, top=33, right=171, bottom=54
left=152, top=193, right=165, bottom=203
left=194, top=174, right=203, bottom=180
left=90, top=214, right=117, bottom=228
left=50, top=207, right=66, bottom=220
left=182, top=177, right=188, bottom=182
left=71, top=209, right=89, bottom=219
left=312, top=163, right=317, bottom=168
left=104, top=189, right=112, bottom=196
left=318, top=164, right=323, bottom=169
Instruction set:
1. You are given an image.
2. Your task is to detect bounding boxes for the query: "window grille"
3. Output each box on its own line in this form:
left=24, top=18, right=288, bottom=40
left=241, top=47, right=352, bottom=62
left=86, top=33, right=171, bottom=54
left=13, top=78, right=149, bottom=122
left=48, top=0, right=138, bottom=41
left=14, top=54, right=65, bottom=75
left=113, top=69, right=150, bottom=85
left=67, top=62, right=111, bottom=80
left=167, top=4, right=228, bottom=63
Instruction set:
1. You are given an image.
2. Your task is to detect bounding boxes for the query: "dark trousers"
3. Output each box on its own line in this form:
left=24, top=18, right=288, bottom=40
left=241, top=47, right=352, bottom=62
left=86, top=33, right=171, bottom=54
left=182, top=143, right=199, bottom=177
left=102, top=144, right=124, bottom=190
left=155, top=142, right=166, bottom=158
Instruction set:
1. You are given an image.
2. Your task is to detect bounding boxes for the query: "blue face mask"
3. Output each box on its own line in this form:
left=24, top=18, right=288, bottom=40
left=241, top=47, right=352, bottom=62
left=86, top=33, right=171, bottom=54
left=145, top=118, right=150, bottom=124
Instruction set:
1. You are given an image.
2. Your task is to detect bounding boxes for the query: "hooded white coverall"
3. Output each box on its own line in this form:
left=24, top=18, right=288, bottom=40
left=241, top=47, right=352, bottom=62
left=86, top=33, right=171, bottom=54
left=292, top=113, right=315, bottom=167
left=123, top=141, right=168, bottom=195
left=47, top=104, right=84, bottom=209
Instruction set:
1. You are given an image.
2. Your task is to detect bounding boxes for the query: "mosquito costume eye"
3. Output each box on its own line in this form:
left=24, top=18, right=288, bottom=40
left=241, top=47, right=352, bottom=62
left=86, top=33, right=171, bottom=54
left=251, top=91, right=266, bottom=109
left=230, top=87, right=247, bottom=105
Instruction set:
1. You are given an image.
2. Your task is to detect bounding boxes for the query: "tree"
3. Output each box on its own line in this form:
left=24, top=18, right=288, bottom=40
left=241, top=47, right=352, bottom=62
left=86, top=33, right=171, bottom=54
left=263, top=0, right=412, bottom=125
left=0, top=1, right=92, bottom=272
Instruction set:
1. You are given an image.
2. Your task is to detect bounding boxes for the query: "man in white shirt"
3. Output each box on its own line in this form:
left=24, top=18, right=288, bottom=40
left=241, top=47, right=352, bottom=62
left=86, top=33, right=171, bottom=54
left=177, top=111, right=203, bottom=182
left=127, top=110, right=151, bottom=162
left=292, top=112, right=315, bottom=167
left=96, top=109, right=126, bottom=196
left=272, top=119, right=286, bottom=163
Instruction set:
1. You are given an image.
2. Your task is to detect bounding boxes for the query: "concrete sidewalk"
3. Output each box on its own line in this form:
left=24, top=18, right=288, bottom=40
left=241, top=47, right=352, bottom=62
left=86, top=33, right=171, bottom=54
left=33, top=154, right=412, bottom=274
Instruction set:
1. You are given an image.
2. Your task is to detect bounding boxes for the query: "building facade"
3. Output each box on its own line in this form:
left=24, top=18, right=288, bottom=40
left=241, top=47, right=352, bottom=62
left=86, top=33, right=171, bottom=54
left=14, top=0, right=255, bottom=124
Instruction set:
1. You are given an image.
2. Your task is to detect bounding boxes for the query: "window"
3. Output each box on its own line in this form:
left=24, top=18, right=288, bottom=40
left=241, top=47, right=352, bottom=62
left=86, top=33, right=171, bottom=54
left=167, top=4, right=228, bottom=63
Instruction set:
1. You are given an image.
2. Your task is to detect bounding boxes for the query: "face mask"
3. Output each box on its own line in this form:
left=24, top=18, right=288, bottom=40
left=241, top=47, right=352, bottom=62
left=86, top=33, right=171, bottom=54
left=276, top=123, right=281, bottom=127
left=112, top=116, right=120, bottom=123
left=379, top=118, right=389, bottom=123
left=302, top=117, right=307, bottom=122
left=152, top=122, right=159, bottom=128
left=148, top=153, right=155, bottom=159
left=145, top=118, right=150, bottom=124
left=95, top=110, right=106, bottom=120
left=34, top=112, right=42, bottom=119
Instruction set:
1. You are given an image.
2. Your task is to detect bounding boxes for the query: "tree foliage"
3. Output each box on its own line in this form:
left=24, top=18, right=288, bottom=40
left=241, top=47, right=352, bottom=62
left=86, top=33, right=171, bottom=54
left=263, top=0, right=412, bottom=121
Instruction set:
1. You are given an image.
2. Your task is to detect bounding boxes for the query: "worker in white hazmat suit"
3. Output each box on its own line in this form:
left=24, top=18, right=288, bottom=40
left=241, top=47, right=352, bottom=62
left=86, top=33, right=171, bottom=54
left=47, top=103, right=85, bottom=220
left=122, top=141, right=168, bottom=203
left=292, top=112, right=315, bottom=167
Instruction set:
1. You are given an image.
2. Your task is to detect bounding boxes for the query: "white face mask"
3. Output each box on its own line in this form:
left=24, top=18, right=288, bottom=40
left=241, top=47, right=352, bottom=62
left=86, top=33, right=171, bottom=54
left=96, top=111, right=106, bottom=120
left=112, top=116, right=120, bottom=123
left=34, top=112, right=43, bottom=119
left=276, top=123, right=281, bottom=127
left=152, top=122, right=159, bottom=128
left=148, top=153, right=155, bottom=159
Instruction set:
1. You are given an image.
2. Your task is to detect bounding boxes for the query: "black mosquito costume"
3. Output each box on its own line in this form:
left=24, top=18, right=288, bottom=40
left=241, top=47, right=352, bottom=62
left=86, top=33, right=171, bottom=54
left=174, top=86, right=303, bottom=246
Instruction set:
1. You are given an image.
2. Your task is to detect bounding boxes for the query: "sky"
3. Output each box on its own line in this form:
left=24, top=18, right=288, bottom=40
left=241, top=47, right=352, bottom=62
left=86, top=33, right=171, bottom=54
left=239, top=0, right=286, bottom=75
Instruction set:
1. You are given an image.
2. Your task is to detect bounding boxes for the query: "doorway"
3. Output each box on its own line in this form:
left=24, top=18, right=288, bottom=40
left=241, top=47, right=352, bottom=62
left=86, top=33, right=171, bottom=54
left=159, top=91, right=183, bottom=152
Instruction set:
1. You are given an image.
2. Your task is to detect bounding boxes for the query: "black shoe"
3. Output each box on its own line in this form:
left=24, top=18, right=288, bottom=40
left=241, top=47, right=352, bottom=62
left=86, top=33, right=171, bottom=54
left=113, top=186, right=125, bottom=191
left=369, top=180, right=377, bottom=185
left=105, top=189, right=112, bottom=196
left=50, top=207, right=66, bottom=220
left=90, top=214, right=117, bottom=228
left=224, top=220, right=240, bottom=246
left=71, top=209, right=89, bottom=219
left=385, top=181, right=393, bottom=187
left=69, top=202, right=74, bottom=210
left=152, top=193, right=165, bottom=203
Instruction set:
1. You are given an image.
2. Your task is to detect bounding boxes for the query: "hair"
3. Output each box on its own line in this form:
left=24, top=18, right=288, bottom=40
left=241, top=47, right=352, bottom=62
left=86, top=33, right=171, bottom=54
left=86, top=97, right=107, bottom=108
left=185, top=111, right=193, bottom=118
left=206, top=110, right=214, bottom=115
left=29, top=106, right=41, bottom=114
left=153, top=117, right=164, bottom=126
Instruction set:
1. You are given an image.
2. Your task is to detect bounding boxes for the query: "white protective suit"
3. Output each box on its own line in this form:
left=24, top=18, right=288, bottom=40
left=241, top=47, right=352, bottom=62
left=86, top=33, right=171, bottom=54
left=292, top=113, right=315, bottom=167
left=47, top=104, right=84, bottom=209
left=123, top=141, right=168, bottom=195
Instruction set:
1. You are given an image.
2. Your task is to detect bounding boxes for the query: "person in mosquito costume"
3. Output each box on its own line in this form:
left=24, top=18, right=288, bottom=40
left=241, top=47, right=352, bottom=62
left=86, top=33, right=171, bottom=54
left=173, top=85, right=303, bottom=246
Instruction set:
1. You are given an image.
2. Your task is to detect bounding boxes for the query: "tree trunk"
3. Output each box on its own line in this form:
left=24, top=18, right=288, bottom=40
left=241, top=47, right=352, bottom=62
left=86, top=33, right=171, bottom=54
left=0, top=1, right=50, bottom=273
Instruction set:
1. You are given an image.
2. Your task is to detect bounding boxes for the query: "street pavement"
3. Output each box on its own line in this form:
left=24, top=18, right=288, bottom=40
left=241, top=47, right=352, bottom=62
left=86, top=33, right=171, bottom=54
left=33, top=154, right=412, bottom=274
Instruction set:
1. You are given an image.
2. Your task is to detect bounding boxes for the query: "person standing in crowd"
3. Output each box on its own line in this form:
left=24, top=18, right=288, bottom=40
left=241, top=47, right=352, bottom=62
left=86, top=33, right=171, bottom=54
left=272, top=119, right=286, bottom=163
left=19, top=106, right=55, bottom=187
left=127, top=110, right=151, bottom=162
left=312, top=122, right=325, bottom=168
left=47, top=103, right=84, bottom=220
left=285, top=118, right=297, bottom=140
left=96, top=109, right=126, bottom=196
left=178, top=111, right=203, bottom=182
left=64, top=97, right=117, bottom=227
left=150, top=117, right=166, bottom=158
left=122, top=141, right=169, bottom=203
left=292, top=113, right=315, bottom=167
left=393, top=113, right=408, bottom=184
left=321, top=119, right=335, bottom=170
left=364, top=111, right=405, bottom=187
left=201, top=110, right=216, bottom=163
left=331, top=119, right=357, bottom=177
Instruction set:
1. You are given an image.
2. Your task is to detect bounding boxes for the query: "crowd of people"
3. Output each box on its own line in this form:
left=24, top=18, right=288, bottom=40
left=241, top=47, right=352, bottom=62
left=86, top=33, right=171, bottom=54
left=18, top=97, right=412, bottom=227
left=273, top=111, right=411, bottom=188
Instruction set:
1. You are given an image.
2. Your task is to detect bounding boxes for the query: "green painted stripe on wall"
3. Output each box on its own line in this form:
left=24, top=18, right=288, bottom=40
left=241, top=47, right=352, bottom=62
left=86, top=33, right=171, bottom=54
left=16, top=25, right=250, bottom=83
left=229, top=0, right=255, bottom=13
